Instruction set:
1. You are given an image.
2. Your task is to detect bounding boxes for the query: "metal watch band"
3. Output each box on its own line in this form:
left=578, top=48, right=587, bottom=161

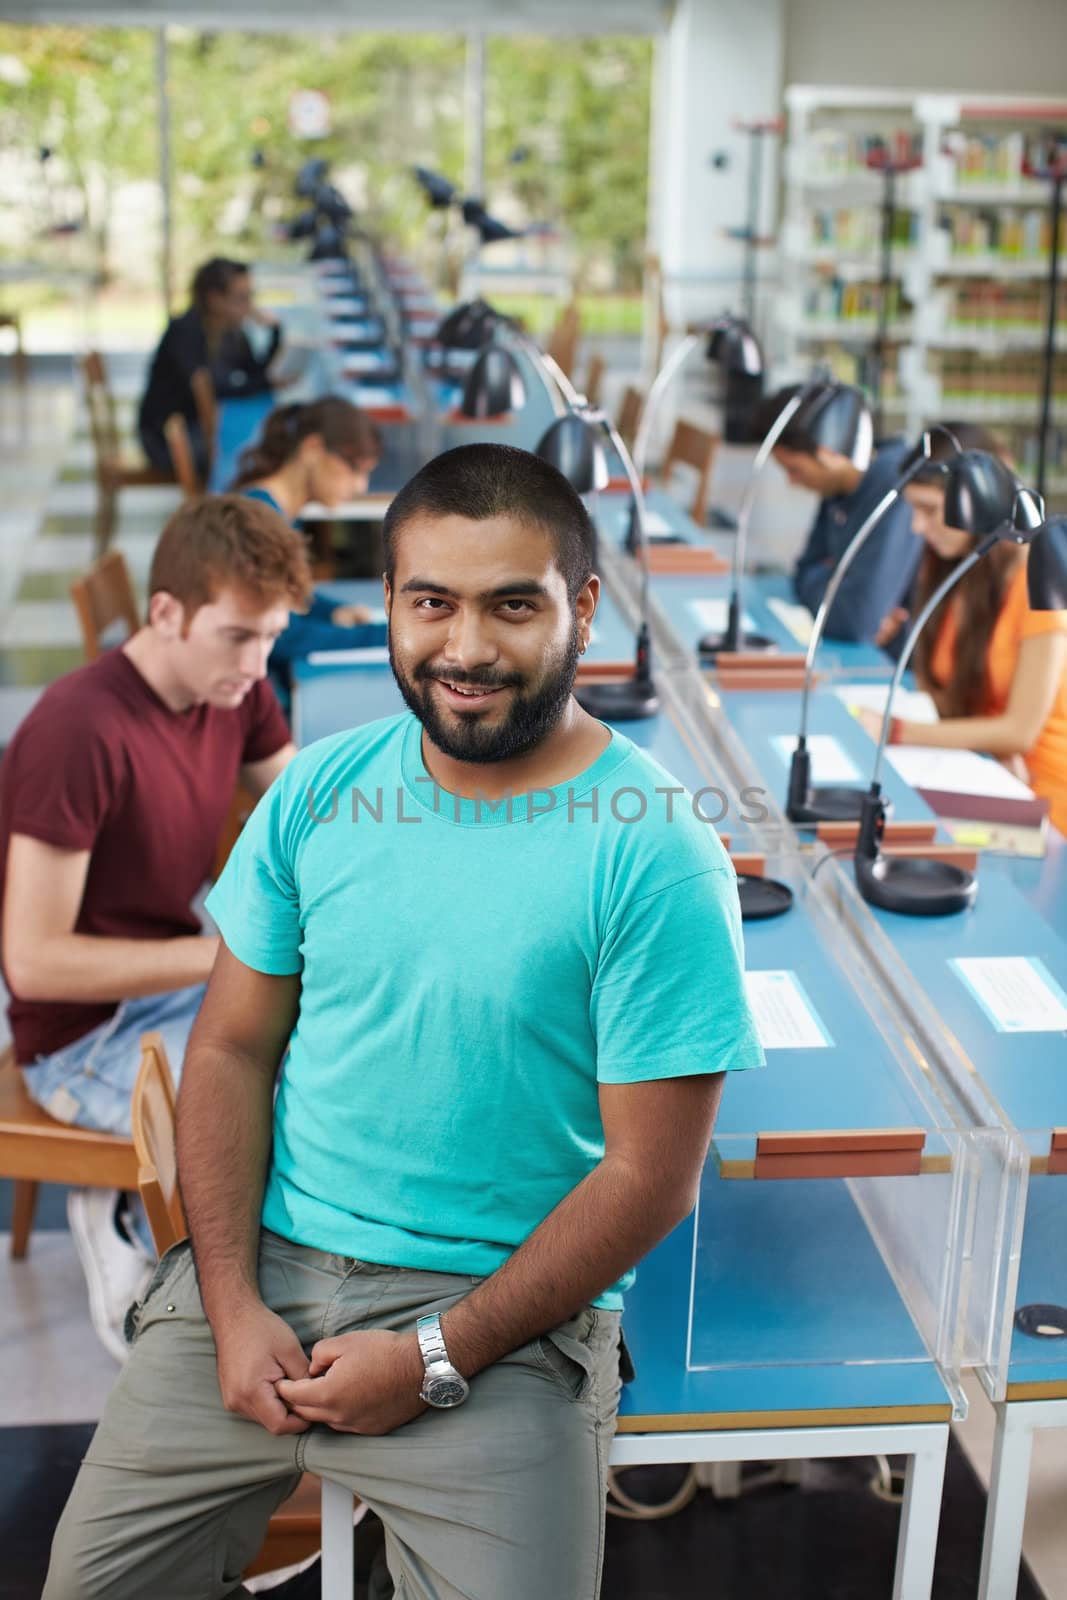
left=416, top=1313, right=451, bottom=1369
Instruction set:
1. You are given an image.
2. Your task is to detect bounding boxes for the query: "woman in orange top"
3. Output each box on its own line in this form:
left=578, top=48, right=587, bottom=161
left=866, top=429, right=1067, bottom=835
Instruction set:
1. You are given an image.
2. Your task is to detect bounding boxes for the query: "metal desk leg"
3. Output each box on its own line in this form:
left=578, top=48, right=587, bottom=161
left=978, top=1404, right=1035, bottom=1600
left=892, top=1425, right=949, bottom=1600
left=320, top=1477, right=355, bottom=1600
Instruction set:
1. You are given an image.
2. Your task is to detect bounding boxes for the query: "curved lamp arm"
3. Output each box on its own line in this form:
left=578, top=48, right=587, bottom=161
left=632, top=332, right=703, bottom=481
left=869, top=540, right=988, bottom=788
left=797, top=426, right=961, bottom=741
left=600, top=413, right=652, bottom=623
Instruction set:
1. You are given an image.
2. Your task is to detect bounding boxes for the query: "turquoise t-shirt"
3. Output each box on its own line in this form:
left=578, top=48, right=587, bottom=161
left=205, top=712, right=763, bottom=1307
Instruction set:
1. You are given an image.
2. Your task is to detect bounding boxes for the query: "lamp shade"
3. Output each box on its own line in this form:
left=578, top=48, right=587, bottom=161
left=460, top=346, right=526, bottom=419
left=705, top=316, right=763, bottom=377
left=413, top=165, right=455, bottom=208
left=1028, top=514, right=1067, bottom=611
left=942, top=450, right=1017, bottom=536
left=794, top=383, right=874, bottom=472
left=435, top=298, right=500, bottom=351
left=535, top=414, right=609, bottom=495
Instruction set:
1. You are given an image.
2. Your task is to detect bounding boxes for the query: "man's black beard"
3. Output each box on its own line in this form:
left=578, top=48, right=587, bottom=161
left=389, top=620, right=581, bottom=764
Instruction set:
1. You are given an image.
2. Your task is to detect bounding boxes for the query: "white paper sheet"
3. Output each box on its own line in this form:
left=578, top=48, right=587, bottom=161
left=745, top=970, right=833, bottom=1049
left=306, top=647, right=391, bottom=666
left=886, top=746, right=1036, bottom=800
left=765, top=596, right=814, bottom=645
left=687, top=599, right=756, bottom=632
left=834, top=683, right=940, bottom=725
left=770, top=733, right=862, bottom=784
left=950, top=956, right=1067, bottom=1033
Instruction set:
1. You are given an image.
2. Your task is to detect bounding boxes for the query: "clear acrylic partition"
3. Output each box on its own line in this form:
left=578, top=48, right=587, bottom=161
left=804, top=855, right=1031, bottom=1401
left=686, top=853, right=1022, bottom=1418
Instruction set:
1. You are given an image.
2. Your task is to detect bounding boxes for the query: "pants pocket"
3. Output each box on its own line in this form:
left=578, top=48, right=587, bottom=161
left=125, top=1238, right=194, bottom=1344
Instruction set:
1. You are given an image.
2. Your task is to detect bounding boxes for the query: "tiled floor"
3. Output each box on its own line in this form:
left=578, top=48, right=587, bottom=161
left=0, top=359, right=1063, bottom=1598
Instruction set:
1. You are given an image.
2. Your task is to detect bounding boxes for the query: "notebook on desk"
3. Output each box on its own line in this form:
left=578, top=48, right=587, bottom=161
left=885, top=746, right=1049, bottom=852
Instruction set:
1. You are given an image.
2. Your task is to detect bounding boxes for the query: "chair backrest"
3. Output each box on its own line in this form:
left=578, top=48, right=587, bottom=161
left=70, top=550, right=140, bottom=661
left=583, top=352, right=605, bottom=409
left=644, top=252, right=670, bottom=375
left=163, top=413, right=202, bottom=498
left=131, top=1032, right=187, bottom=1257
left=616, top=385, right=645, bottom=454
left=545, top=300, right=581, bottom=380
left=190, top=366, right=218, bottom=484
left=80, top=350, right=121, bottom=474
left=662, top=419, right=721, bottom=525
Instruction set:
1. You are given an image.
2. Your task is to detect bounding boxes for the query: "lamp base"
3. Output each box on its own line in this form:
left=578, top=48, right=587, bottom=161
left=787, top=784, right=882, bottom=825
left=575, top=677, right=659, bottom=722
left=698, top=630, right=775, bottom=660
left=855, top=854, right=977, bottom=917
left=738, top=874, right=793, bottom=921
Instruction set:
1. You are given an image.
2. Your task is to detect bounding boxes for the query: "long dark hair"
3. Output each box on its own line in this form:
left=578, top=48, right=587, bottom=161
left=909, top=422, right=1020, bottom=716
left=230, top=396, right=382, bottom=490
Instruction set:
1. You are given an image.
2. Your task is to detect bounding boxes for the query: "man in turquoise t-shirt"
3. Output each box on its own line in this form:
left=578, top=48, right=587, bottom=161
left=45, top=443, right=762, bottom=1600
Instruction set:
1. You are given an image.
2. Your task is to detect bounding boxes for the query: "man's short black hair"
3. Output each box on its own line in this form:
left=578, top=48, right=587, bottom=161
left=383, top=442, right=597, bottom=603
left=750, top=384, right=819, bottom=454
left=190, top=257, right=249, bottom=312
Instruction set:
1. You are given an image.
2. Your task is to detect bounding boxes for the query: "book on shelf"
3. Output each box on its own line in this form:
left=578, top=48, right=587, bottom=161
left=805, top=125, right=921, bottom=179
left=938, top=205, right=1067, bottom=262
left=809, top=206, right=918, bottom=253
left=942, top=127, right=1063, bottom=188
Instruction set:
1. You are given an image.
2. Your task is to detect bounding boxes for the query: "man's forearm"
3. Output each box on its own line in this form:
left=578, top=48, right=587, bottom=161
left=441, top=1156, right=695, bottom=1377
left=176, top=1038, right=276, bottom=1328
left=11, top=933, right=217, bottom=1004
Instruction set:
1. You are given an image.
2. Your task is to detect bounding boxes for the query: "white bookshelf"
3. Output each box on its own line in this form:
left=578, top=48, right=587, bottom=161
left=779, top=87, right=1067, bottom=495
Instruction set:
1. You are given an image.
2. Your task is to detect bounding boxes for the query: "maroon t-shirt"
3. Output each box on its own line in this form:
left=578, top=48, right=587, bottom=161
left=0, top=649, right=290, bottom=1063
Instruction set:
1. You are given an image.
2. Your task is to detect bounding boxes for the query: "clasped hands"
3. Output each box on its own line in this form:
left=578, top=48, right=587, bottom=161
left=214, top=1299, right=427, bottom=1438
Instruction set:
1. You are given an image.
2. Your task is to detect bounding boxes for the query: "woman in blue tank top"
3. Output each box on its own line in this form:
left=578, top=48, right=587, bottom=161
left=230, top=396, right=388, bottom=707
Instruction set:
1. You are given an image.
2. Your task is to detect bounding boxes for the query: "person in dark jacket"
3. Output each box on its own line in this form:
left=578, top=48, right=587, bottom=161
left=754, top=386, right=922, bottom=648
left=138, top=257, right=281, bottom=478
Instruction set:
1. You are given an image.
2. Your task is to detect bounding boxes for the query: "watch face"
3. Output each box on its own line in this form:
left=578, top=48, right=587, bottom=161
left=424, top=1374, right=469, bottom=1408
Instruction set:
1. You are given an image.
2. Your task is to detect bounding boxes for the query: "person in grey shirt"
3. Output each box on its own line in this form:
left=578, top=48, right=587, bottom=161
left=754, top=386, right=921, bottom=649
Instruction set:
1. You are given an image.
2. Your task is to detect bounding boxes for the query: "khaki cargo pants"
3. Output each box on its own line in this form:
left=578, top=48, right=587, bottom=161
left=43, top=1230, right=624, bottom=1600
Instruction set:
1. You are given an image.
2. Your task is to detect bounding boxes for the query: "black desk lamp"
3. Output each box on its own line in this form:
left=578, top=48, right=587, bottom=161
left=699, top=381, right=873, bottom=658
left=413, top=166, right=456, bottom=208
left=786, top=424, right=961, bottom=824
left=459, top=345, right=527, bottom=419
left=624, top=314, right=762, bottom=552
left=854, top=453, right=1048, bottom=916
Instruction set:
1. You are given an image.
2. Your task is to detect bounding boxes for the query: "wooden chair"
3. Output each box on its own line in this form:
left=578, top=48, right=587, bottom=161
left=131, top=1034, right=325, bottom=1579
left=0, top=312, right=29, bottom=384
left=582, top=352, right=605, bottom=409
left=661, top=419, right=721, bottom=526
left=70, top=550, right=140, bottom=660
left=615, top=386, right=644, bottom=455
left=545, top=300, right=581, bottom=381
left=163, top=413, right=203, bottom=500
left=81, top=351, right=180, bottom=555
left=189, top=366, right=218, bottom=488
left=0, top=1045, right=139, bottom=1260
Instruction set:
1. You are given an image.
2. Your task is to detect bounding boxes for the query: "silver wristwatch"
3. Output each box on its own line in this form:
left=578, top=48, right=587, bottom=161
left=416, top=1313, right=470, bottom=1408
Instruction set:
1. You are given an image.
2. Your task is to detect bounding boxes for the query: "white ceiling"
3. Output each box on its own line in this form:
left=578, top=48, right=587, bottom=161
left=0, top=0, right=672, bottom=33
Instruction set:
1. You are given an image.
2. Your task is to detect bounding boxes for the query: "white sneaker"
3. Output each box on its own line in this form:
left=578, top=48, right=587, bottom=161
left=66, top=1188, right=154, bottom=1364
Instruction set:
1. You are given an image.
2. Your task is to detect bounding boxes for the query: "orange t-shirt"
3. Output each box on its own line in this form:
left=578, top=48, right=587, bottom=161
left=931, top=560, right=1067, bottom=834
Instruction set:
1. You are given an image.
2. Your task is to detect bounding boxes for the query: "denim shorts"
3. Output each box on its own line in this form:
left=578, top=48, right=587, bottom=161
left=23, top=984, right=208, bottom=1135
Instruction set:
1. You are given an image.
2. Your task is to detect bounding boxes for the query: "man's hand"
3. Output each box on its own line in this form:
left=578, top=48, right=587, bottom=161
left=331, top=603, right=374, bottom=627
left=875, top=606, right=908, bottom=649
left=248, top=305, right=280, bottom=328
left=212, top=1299, right=311, bottom=1436
left=276, top=1329, right=427, bottom=1436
